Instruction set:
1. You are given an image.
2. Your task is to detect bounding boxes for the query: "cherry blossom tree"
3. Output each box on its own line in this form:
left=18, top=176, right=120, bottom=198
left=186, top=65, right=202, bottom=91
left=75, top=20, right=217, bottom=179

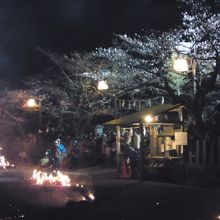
left=94, top=0, right=220, bottom=137
left=27, top=49, right=114, bottom=136
left=23, top=0, right=220, bottom=138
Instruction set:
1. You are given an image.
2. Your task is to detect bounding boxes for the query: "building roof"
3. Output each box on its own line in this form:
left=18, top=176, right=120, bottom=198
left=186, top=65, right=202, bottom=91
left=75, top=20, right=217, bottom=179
left=104, top=103, right=182, bottom=126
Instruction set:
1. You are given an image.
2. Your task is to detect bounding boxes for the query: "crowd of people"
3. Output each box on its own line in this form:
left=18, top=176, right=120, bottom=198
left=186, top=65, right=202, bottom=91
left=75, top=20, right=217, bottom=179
left=40, top=131, right=117, bottom=171
left=38, top=129, right=150, bottom=180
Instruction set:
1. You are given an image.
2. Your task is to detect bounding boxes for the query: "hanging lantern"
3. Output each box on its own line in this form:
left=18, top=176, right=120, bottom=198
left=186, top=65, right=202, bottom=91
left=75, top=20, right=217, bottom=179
left=98, top=80, right=108, bottom=90
left=145, top=115, right=153, bottom=123
left=173, top=58, right=189, bottom=72
left=27, top=98, right=38, bottom=108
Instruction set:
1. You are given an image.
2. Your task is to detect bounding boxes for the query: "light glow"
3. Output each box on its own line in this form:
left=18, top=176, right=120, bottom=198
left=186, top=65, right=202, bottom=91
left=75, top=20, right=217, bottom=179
left=173, top=58, right=189, bottom=72
left=98, top=80, right=108, bottom=90
left=88, top=192, right=95, bottom=201
left=26, top=99, right=38, bottom=108
left=145, top=115, right=153, bottom=123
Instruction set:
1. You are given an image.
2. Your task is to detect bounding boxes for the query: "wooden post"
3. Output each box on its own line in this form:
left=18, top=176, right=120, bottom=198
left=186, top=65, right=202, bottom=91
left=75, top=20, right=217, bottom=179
left=196, top=140, right=200, bottom=164
left=209, top=141, right=214, bottom=165
left=116, top=126, right=121, bottom=178
left=179, top=106, right=184, bottom=159
left=118, top=100, right=121, bottom=110
left=114, top=96, right=117, bottom=118
left=189, top=151, right=193, bottom=164
left=217, top=136, right=220, bottom=165
left=140, top=123, right=145, bottom=180
left=202, top=140, right=206, bottom=165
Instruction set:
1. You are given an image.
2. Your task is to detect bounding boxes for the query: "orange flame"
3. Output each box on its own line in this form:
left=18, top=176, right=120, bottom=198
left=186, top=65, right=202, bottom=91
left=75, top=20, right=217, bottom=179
left=31, top=169, right=71, bottom=187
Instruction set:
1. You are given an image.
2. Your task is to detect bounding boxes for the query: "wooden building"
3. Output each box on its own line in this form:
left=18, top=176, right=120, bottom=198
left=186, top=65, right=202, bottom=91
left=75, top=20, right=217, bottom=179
left=104, top=104, right=186, bottom=178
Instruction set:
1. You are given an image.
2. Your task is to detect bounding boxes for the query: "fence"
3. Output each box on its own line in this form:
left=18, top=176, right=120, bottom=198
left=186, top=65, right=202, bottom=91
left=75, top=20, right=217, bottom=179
left=188, top=136, right=220, bottom=165
left=116, top=97, right=166, bottom=112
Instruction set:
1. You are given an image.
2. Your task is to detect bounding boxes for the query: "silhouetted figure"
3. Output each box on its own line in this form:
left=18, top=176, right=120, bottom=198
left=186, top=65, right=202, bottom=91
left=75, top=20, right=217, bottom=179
left=51, top=140, right=60, bottom=171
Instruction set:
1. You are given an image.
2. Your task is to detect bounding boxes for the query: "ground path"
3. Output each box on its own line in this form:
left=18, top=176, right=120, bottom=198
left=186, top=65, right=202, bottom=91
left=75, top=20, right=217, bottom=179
left=0, top=166, right=219, bottom=220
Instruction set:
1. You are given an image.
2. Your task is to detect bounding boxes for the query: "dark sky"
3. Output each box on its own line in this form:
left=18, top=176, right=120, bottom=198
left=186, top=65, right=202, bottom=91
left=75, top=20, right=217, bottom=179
left=0, top=0, right=180, bottom=87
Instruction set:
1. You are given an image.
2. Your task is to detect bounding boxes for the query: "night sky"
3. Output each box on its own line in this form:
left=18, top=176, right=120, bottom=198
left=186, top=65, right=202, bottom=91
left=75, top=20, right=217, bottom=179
left=0, top=0, right=180, bottom=87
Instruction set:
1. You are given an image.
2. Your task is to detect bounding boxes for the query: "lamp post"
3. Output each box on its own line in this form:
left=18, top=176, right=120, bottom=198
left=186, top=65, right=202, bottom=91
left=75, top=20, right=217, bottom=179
left=98, top=80, right=120, bottom=176
left=24, top=98, right=42, bottom=132
left=26, top=98, right=38, bottom=108
left=97, top=80, right=108, bottom=91
left=173, top=56, right=197, bottom=94
left=97, top=80, right=117, bottom=117
left=139, top=115, right=153, bottom=180
left=168, top=56, right=188, bottom=156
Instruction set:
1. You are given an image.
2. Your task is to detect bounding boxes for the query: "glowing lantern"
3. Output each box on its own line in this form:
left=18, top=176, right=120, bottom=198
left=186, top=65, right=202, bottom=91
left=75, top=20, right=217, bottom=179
left=98, top=80, right=108, bottom=90
left=26, top=99, right=38, bottom=108
left=173, top=58, right=189, bottom=72
left=145, top=115, right=153, bottom=123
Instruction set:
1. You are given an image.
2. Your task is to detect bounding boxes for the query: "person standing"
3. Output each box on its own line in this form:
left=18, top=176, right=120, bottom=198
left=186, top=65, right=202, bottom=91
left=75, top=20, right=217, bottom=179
left=51, top=140, right=61, bottom=171
left=125, top=145, right=139, bottom=179
left=56, top=139, right=67, bottom=160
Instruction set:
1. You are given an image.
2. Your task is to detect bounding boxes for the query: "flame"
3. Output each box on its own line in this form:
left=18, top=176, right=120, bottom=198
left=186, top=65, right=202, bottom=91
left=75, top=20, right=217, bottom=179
left=31, top=169, right=71, bottom=187
left=0, top=156, right=14, bottom=169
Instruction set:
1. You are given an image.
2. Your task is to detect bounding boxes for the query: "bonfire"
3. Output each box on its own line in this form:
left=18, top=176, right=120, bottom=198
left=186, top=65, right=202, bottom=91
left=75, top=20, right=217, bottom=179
left=0, top=156, right=15, bottom=169
left=31, top=169, right=71, bottom=187
left=30, top=169, right=95, bottom=202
